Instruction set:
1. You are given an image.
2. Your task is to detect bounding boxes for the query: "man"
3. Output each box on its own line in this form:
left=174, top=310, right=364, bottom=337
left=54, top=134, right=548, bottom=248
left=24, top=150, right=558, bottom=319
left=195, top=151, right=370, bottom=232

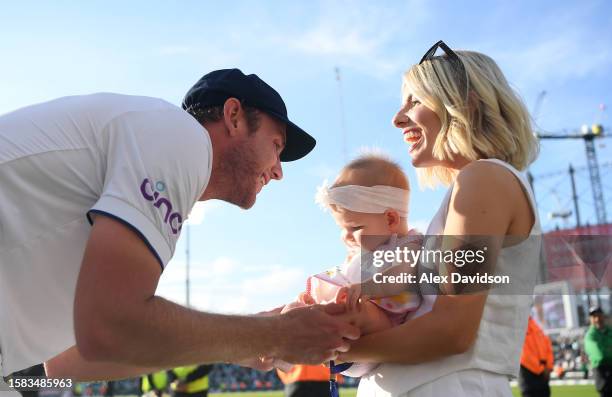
left=0, top=69, right=359, bottom=387
left=585, top=306, right=612, bottom=397
left=169, top=365, right=213, bottom=397
left=518, top=316, right=554, bottom=397
left=277, top=364, right=330, bottom=397
left=141, top=370, right=171, bottom=397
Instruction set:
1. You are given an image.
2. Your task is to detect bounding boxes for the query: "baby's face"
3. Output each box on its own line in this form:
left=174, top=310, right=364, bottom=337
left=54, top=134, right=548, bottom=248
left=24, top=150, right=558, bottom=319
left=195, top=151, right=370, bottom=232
left=331, top=207, right=393, bottom=252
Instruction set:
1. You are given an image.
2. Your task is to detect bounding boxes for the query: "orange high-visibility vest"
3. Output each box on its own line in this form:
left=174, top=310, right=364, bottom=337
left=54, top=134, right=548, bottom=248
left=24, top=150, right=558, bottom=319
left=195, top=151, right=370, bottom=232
left=277, top=364, right=330, bottom=384
left=520, top=317, right=554, bottom=375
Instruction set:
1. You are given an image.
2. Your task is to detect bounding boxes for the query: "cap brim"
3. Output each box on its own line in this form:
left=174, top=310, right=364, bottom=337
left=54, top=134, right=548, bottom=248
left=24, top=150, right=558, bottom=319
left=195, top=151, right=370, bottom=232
left=265, top=111, right=316, bottom=162
left=281, top=122, right=316, bottom=162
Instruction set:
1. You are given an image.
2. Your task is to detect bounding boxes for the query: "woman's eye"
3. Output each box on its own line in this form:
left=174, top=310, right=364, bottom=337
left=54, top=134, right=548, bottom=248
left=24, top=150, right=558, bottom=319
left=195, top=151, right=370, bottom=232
left=411, top=99, right=420, bottom=107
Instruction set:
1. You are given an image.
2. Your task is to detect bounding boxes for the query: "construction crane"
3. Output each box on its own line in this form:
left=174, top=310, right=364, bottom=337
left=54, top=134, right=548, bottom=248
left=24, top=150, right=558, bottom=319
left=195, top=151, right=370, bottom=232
left=537, top=124, right=610, bottom=225
left=532, top=91, right=547, bottom=123
left=527, top=91, right=547, bottom=197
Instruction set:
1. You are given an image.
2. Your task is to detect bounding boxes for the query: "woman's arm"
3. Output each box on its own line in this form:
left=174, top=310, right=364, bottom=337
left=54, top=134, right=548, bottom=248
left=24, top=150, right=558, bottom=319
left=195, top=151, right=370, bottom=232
left=338, top=293, right=487, bottom=363
left=339, top=161, right=531, bottom=364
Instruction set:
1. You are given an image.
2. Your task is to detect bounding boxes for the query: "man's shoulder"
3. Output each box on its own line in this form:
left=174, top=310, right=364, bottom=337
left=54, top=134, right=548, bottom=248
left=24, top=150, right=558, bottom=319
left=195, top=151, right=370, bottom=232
left=585, top=326, right=597, bottom=338
left=584, top=326, right=612, bottom=339
left=82, top=92, right=178, bottom=112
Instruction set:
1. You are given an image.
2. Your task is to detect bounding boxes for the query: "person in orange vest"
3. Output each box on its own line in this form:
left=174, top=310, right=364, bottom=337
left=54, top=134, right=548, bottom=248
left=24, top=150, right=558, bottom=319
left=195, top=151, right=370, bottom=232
left=277, top=364, right=331, bottom=397
left=519, top=316, right=554, bottom=397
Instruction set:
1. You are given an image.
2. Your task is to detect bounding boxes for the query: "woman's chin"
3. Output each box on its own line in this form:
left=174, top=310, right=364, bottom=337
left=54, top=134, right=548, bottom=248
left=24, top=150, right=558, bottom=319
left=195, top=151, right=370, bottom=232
left=410, top=154, right=437, bottom=169
left=409, top=152, right=426, bottom=167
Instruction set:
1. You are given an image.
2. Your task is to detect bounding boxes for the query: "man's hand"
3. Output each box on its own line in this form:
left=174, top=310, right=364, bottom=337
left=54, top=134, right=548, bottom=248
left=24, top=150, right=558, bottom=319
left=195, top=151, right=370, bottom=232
left=272, top=304, right=359, bottom=365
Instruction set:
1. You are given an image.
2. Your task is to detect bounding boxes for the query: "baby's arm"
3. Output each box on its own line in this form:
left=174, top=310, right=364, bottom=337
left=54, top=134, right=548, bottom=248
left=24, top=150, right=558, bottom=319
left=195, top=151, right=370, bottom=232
left=333, top=300, right=393, bottom=335
left=336, top=261, right=418, bottom=312
left=334, top=285, right=393, bottom=335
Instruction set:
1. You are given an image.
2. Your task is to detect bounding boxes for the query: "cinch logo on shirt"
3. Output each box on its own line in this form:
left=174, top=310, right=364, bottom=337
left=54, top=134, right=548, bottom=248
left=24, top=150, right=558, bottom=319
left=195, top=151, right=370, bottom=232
left=140, top=178, right=183, bottom=235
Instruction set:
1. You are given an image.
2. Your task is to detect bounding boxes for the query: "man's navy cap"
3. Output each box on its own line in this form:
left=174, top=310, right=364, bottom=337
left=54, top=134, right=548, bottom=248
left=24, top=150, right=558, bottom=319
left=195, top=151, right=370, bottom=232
left=182, top=68, right=316, bottom=162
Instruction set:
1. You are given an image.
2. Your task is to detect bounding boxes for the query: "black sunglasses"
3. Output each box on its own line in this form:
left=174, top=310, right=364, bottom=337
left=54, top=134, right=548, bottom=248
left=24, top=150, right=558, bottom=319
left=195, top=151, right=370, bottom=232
left=419, top=40, right=468, bottom=95
left=419, top=40, right=461, bottom=64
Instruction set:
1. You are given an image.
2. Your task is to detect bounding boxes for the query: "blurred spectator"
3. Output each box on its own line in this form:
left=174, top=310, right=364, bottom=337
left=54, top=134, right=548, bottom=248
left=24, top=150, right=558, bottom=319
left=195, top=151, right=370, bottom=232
left=277, top=364, right=330, bottom=397
left=169, top=365, right=213, bottom=397
left=585, top=307, right=612, bottom=397
left=141, top=370, right=171, bottom=397
left=519, top=316, right=553, bottom=397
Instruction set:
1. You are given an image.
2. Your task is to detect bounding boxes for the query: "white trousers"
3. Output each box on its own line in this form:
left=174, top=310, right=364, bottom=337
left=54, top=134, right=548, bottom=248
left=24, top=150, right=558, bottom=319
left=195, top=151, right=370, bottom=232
left=358, top=369, right=513, bottom=397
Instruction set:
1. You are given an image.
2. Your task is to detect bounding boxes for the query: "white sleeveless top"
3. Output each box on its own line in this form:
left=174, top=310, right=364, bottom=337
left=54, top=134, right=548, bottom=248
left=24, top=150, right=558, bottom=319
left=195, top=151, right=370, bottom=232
left=358, top=159, right=542, bottom=396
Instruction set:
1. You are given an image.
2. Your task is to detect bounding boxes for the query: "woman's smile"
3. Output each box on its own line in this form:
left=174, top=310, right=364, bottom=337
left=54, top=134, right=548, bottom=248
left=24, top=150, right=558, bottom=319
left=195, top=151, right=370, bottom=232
left=403, top=128, right=424, bottom=152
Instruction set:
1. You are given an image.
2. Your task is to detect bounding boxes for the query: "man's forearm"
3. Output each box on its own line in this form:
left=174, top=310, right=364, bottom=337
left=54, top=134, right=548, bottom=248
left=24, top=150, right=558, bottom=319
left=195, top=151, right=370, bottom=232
left=45, top=346, right=164, bottom=382
left=73, top=213, right=358, bottom=377
left=77, top=295, right=278, bottom=368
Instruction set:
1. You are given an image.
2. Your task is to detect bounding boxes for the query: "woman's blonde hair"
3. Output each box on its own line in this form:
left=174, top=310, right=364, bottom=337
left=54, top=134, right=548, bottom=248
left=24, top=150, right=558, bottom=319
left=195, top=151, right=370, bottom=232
left=403, top=50, right=539, bottom=187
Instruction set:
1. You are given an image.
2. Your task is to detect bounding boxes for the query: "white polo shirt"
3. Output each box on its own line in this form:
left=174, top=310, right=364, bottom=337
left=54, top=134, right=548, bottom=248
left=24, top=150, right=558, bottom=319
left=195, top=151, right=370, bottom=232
left=0, top=93, right=212, bottom=376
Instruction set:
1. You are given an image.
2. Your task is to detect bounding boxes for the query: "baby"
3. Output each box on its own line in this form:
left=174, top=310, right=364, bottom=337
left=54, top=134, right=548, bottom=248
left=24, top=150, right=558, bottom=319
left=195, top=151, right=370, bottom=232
left=280, top=154, right=422, bottom=377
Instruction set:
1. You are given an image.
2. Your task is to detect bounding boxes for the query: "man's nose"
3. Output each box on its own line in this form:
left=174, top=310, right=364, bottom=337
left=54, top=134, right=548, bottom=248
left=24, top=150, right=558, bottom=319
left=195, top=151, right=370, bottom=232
left=271, top=158, right=283, bottom=180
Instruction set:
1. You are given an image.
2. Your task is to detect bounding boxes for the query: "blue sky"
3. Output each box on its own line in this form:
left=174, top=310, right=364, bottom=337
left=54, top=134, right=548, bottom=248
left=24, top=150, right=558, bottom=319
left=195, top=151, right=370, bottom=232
left=2, top=0, right=611, bottom=313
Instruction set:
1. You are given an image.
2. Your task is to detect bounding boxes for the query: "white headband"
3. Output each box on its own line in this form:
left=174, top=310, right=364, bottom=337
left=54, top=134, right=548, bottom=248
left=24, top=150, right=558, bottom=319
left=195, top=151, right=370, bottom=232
left=315, top=180, right=409, bottom=218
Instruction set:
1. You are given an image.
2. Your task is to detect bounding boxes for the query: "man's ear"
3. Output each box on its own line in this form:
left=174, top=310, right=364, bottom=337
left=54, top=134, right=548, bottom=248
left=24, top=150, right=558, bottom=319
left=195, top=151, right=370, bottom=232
left=222, top=98, right=243, bottom=136
left=385, top=209, right=401, bottom=232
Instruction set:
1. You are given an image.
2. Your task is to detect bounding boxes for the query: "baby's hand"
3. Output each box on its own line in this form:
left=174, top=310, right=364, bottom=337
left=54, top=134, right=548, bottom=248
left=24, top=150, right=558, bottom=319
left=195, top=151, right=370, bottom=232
left=336, top=284, right=365, bottom=312
left=297, top=291, right=315, bottom=305
left=281, top=292, right=315, bottom=314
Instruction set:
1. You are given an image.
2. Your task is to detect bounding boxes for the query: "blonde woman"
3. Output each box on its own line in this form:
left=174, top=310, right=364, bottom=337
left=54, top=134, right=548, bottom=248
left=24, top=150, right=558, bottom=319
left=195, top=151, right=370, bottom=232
left=338, top=41, right=542, bottom=396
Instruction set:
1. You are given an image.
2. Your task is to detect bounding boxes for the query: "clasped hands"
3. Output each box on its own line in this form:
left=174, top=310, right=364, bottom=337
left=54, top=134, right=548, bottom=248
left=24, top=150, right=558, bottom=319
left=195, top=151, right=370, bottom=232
left=238, top=285, right=366, bottom=371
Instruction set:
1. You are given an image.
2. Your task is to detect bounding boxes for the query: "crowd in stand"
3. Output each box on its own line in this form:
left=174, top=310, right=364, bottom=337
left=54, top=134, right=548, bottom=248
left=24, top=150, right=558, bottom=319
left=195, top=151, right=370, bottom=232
left=207, top=363, right=359, bottom=393
left=208, top=364, right=282, bottom=392
left=73, top=363, right=361, bottom=395
left=551, top=333, right=589, bottom=379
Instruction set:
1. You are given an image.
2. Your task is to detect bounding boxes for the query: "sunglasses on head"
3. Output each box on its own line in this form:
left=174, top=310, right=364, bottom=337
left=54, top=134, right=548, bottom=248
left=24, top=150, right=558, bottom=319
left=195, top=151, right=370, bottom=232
left=419, top=40, right=461, bottom=64
left=418, top=40, right=468, bottom=95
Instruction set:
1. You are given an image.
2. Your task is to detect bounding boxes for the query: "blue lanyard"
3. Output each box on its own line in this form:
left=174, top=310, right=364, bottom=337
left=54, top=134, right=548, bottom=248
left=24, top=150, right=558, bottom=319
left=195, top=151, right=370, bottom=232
left=329, top=361, right=353, bottom=397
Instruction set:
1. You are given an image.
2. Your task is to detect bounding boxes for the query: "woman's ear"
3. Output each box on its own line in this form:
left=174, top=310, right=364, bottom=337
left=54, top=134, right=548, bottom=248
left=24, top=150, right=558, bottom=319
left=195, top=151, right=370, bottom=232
left=385, top=209, right=401, bottom=231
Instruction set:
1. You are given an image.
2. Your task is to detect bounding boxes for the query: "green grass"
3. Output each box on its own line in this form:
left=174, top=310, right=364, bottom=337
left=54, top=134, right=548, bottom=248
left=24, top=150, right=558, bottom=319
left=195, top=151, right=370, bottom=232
left=512, top=385, right=598, bottom=397
left=209, top=385, right=599, bottom=397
